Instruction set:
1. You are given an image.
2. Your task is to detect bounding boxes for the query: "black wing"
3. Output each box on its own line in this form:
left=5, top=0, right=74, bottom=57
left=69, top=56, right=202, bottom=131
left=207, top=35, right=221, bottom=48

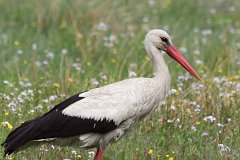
left=2, top=92, right=118, bottom=156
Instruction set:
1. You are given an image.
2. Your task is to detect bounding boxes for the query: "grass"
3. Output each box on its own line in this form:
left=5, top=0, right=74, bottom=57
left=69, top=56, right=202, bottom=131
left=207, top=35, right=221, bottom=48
left=0, top=0, right=240, bottom=159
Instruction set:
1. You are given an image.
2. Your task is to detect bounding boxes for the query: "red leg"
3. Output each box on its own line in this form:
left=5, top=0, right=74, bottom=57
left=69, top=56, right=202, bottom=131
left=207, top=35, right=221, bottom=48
left=94, top=148, right=104, bottom=160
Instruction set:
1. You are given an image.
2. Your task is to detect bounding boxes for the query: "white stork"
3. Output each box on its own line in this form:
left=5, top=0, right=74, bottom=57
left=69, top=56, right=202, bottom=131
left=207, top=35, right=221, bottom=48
left=2, top=29, right=201, bottom=160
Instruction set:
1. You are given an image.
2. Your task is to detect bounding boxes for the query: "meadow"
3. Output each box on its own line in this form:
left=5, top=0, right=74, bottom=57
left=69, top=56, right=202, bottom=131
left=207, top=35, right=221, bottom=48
left=0, top=0, right=240, bottom=159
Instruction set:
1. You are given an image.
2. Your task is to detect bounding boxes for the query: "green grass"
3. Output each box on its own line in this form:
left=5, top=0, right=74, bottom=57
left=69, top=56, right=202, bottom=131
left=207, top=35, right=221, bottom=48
left=0, top=0, right=240, bottom=159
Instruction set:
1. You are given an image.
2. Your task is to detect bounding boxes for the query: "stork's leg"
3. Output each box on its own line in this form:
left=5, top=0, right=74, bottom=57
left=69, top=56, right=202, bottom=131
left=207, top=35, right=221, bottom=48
left=94, top=148, right=104, bottom=160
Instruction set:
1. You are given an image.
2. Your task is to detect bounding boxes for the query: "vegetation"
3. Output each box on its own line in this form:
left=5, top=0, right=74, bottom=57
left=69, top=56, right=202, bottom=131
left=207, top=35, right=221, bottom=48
left=0, top=0, right=239, bottom=159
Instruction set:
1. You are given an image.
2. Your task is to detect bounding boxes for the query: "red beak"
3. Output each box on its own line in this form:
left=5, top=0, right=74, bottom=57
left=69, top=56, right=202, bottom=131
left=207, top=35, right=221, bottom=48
left=166, top=45, right=201, bottom=81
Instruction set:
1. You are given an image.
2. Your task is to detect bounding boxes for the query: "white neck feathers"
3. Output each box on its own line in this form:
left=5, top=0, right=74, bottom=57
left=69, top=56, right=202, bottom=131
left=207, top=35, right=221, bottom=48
left=144, top=41, right=170, bottom=81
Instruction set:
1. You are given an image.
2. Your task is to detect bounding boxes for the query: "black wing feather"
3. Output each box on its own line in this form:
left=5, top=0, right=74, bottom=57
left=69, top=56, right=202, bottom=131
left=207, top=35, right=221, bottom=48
left=2, top=92, right=118, bottom=156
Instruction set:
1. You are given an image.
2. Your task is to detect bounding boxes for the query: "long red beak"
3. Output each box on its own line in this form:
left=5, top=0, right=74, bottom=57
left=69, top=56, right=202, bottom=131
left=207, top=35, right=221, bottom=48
left=166, top=45, right=201, bottom=81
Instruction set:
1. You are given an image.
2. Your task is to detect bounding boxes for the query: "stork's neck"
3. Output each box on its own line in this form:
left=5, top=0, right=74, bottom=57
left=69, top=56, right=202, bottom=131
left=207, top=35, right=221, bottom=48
left=144, top=42, right=170, bottom=81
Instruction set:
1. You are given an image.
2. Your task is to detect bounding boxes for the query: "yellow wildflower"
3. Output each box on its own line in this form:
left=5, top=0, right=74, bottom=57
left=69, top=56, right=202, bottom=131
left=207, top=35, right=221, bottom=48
left=68, top=77, right=74, bottom=83
left=162, top=0, right=172, bottom=9
left=196, top=121, right=201, bottom=125
left=7, top=123, right=13, bottom=130
left=166, top=154, right=169, bottom=157
left=87, top=62, right=92, bottom=66
left=217, top=68, right=222, bottom=73
left=14, top=40, right=20, bottom=46
left=169, top=157, right=174, bottom=160
left=1, top=122, right=5, bottom=126
left=4, top=112, right=9, bottom=116
left=200, top=69, right=205, bottom=74
left=111, top=58, right=116, bottom=63
left=157, top=154, right=161, bottom=157
left=148, top=149, right=154, bottom=155
left=186, top=108, right=191, bottom=114
left=53, top=83, right=61, bottom=88
left=77, top=155, right=81, bottom=158
left=228, top=75, right=240, bottom=80
left=171, top=100, right=176, bottom=104
left=6, top=156, right=13, bottom=160
left=144, top=55, right=151, bottom=61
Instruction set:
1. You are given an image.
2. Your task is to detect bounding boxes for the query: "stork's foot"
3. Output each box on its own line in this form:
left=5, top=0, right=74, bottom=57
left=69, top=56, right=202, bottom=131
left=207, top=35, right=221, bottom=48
left=94, top=148, right=104, bottom=160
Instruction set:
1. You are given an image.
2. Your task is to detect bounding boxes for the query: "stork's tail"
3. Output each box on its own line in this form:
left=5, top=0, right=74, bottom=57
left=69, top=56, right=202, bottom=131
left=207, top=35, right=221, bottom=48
left=1, top=119, right=38, bottom=156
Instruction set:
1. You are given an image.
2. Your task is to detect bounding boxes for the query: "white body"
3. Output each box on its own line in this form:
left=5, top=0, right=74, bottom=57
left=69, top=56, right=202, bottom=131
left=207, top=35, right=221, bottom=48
left=63, top=77, right=170, bottom=125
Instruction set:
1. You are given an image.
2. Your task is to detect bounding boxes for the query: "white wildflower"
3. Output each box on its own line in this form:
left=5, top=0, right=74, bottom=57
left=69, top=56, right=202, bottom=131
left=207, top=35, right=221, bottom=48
left=88, top=151, right=95, bottom=158
left=159, top=101, right=166, bottom=106
left=228, top=6, right=235, bottom=12
left=49, top=95, right=57, bottom=101
left=42, top=60, right=48, bottom=65
left=210, top=8, right=216, bottom=14
left=91, top=78, right=100, bottom=86
left=218, top=144, right=231, bottom=156
left=193, top=28, right=199, bottom=33
left=148, top=0, right=155, bottom=6
left=62, top=48, right=68, bottom=55
left=195, top=59, right=203, bottom=65
left=203, top=115, right=216, bottom=122
left=167, top=119, right=174, bottom=123
left=25, top=82, right=32, bottom=87
left=179, top=47, right=187, bottom=53
left=71, top=150, right=77, bottom=155
left=32, top=43, right=37, bottom=50
left=3, top=80, right=9, bottom=84
left=29, top=109, right=35, bottom=113
left=42, top=99, right=49, bottom=103
left=17, top=97, right=24, bottom=103
left=170, top=88, right=177, bottom=94
left=193, top=49, right=200, bottom=55
left=128, top=70, right=137, bottom=78
left=97, top=22, right=109, bottom=31
left=191, top=126, right=196, bottom=132
left=36, top=104, right=43, bottom=109
left=201, top=29, right=212, bottom=36
left=104, top=34, right=117, bottom=48
left=236, top=83, right=240, bottom=92
left=46, top=52, right=54, bottom=59
left=217, top=123, right=224, bottom=127
left=130, top=63, right=137, bottom=69
left=5, top=95, right=10, bottom=100
left=202, top=132, right=208, bottom=136
left=194, top=106, right=201, bottom=112
left=99, top=73, right=107, bottom=81
left=170, top=105, right=176, bottom=110
left=17, top=49, right=23, bottom=54
left=7, top=101, right=16, bottom=108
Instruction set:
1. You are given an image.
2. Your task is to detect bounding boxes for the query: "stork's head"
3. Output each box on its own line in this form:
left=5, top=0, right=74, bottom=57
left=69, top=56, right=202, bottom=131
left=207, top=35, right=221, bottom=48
left=145, top=29, right=172, bottom=51
left=144, top=29, right=201, bottom=80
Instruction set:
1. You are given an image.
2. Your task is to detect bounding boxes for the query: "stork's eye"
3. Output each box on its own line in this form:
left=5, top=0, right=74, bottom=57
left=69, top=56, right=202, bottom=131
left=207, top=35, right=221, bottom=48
left=160, top=37, right=168, bottom=43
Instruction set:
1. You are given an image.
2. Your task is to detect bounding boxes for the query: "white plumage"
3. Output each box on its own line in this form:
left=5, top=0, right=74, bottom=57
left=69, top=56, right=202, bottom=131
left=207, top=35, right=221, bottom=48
left=63, top=76, right=170, bottom=125
left=2, top=29, right=200, bottom=160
